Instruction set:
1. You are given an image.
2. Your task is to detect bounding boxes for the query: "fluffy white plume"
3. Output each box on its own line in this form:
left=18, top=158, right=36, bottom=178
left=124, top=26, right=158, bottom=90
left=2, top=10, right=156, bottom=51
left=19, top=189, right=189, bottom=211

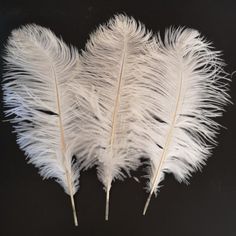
left=142, top=27, right=231, bottom=214
left=2, top=25, right=82, bottom=225
left=75, top=15, right=153, bottom=220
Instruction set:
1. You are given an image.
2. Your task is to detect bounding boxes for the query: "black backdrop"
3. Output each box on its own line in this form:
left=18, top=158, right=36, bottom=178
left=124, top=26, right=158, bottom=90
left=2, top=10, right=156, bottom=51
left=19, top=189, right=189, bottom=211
left=0, top=0, right=236, bottom=235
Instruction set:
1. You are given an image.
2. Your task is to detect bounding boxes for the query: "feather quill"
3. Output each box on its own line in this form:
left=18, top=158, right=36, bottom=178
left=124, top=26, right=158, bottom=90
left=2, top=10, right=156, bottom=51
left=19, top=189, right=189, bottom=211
left=142, top=27, right=231, bottom=214
left=2, top=25, right=82, bottom=225
left=75, top=15, right=152, bottom=220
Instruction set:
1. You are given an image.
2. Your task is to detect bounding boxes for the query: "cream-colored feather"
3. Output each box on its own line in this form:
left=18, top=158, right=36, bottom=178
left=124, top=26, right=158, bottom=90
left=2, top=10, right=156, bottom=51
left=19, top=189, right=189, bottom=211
left=2, top=25, right=87, bottom=225
left=75, top=15, right=152, bottom=220
left=142, top=27, right=231, bottom=214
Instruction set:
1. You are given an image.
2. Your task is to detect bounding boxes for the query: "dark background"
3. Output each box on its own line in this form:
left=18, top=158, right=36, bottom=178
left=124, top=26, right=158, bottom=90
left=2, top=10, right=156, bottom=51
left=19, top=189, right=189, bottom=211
left=0, top=0, right=236, bottom=235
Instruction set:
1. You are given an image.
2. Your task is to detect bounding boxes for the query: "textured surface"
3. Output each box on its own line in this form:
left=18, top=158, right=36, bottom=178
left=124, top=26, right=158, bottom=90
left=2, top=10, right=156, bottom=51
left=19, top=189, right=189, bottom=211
left=0, top=0, right=236, bottom=235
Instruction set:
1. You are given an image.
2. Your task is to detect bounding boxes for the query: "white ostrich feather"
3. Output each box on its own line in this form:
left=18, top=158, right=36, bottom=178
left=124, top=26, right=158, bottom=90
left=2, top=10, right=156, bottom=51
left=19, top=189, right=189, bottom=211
left=2, top=25, right=83, bottom=225
left=142, top=27, right=231, bottom=214
left=75, top=15, right=153, bottom=220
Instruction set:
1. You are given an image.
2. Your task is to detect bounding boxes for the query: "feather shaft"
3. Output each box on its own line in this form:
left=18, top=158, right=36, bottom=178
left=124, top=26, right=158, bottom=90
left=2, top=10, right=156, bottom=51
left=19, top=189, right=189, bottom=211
left=52, top=66, right=78, bottom=225
left=105, top=34, right=127, bottom=220
left=143, top=72, right=183, bottom=215
left=105, top=183, right=111, bottom=221
left=65, top=171, right=78, bottom=226
left=109, top=41, right=126, bottom=147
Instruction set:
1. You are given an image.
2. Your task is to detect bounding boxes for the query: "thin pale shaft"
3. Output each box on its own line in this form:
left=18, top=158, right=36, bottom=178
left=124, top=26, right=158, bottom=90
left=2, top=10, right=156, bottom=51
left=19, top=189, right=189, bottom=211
left=143, top=73, right=183, bottom=215
left=52, top=67, right=78, bottom=225
left=105, top=186, right=111, bottom=221
left=70, top=195, right=78, bottom=226
left=105, top=39, right=127, bottom=220
left=68, top=176, right=78, bottom=226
